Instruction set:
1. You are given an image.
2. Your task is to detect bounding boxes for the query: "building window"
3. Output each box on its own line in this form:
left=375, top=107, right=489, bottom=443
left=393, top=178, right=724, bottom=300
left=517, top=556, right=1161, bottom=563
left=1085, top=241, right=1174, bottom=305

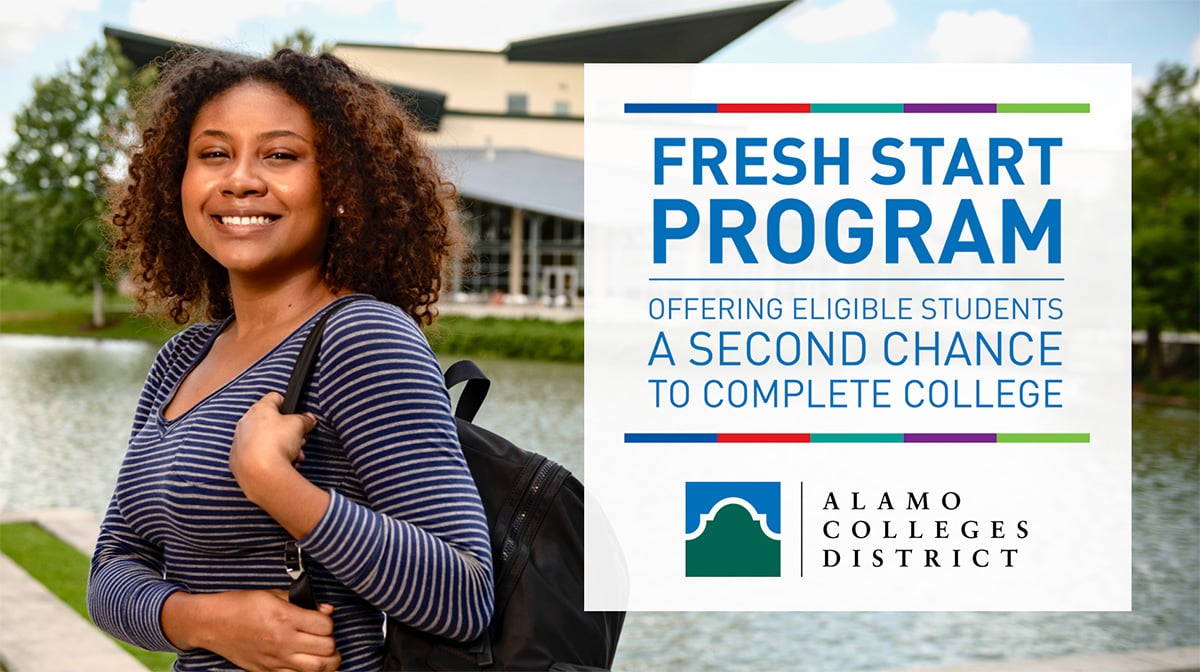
left=457, top=202, right=585, bottom=299
left=554, top=100, right=570, bottom=116
left=507, top=92, right=528, bottom=115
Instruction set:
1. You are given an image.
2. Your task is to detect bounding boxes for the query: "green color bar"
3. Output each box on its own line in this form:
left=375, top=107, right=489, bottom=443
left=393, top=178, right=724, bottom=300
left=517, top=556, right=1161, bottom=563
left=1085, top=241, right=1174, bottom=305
left=810, top=433, right=905, bottom=443
left=997, top=433, right=1091, bottom=443
left=997, top=103, right=1090, bottom=113
left=811, top=103, right=904, bottom=113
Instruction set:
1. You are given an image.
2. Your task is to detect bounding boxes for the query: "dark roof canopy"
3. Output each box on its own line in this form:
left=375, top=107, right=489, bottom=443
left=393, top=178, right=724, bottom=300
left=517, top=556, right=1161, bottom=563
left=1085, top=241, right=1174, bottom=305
left=103, top=1, right=793, bottom=127
left=102, top=26, right=447, bottom=130
left=505, top=1, right=792, bottom=63
left=104, top=26, right=182, bottom=70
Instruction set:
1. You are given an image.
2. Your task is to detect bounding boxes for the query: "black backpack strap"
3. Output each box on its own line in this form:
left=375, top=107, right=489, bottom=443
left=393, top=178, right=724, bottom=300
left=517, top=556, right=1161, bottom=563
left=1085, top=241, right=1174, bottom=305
left=282, top=297, right=363, bottom=414
left=281, top=296, right=361, bottom=610
left=444, top=360, right=490, bottom=422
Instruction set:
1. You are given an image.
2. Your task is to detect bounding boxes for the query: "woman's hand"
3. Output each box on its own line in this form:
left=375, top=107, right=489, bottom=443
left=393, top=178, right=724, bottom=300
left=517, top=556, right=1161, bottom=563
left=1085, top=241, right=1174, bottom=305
left=230, top=392, right=330, bottom=539
left=231, top=392, right=317, bottom=480
left=163, top=589, right=340, bottom=672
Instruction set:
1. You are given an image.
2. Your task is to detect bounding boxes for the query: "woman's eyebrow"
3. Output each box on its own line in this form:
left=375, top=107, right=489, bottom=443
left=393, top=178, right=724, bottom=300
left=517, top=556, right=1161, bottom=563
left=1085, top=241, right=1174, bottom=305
left=258, top=129, right=314, bottom=144
left=190, top=129, right=313, bottom=144
left=191, top=128, right=231, bottom=143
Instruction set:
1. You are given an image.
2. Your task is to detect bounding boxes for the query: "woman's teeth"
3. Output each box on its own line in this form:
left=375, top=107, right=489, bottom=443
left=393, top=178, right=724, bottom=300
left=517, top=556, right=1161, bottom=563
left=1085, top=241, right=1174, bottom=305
left=219, top=215, right=275, bottom=226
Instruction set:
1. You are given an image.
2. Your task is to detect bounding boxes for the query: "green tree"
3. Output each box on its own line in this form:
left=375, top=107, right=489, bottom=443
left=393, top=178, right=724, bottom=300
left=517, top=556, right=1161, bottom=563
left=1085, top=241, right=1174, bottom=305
left=1131, top=63, right=1200, bottom=379
left=0, top=38, right=151, bottom=327
left=271, top=28, right=333, bottom=56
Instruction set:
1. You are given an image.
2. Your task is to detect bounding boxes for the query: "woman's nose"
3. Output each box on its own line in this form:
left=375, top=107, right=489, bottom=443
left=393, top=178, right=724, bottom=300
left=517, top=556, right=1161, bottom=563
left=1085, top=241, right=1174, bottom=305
left=221, top=157, right=267, bottom=197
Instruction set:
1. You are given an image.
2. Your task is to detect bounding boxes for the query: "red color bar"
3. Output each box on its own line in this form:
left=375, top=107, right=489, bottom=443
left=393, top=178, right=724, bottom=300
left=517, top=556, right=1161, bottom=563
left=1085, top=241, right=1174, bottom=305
left=716, top=103, right=812, bottom=113
left=717, top=433, right=812, bottom=443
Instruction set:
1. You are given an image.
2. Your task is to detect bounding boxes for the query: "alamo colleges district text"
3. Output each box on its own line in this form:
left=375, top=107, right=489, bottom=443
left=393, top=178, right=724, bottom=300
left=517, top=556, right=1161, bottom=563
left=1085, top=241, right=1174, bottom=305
left=819, top=490, right=1028, bottom=570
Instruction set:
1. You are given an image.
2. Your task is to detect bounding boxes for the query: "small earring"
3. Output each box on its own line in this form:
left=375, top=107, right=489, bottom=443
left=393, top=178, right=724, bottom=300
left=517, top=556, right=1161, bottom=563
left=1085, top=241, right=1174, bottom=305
left=336, top=205, right=345, bottom=216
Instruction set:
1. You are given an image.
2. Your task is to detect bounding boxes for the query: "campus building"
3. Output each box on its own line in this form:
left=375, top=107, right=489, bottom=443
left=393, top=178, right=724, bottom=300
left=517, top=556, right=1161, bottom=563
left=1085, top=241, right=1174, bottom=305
left=106, top=1, right=791, bottom=306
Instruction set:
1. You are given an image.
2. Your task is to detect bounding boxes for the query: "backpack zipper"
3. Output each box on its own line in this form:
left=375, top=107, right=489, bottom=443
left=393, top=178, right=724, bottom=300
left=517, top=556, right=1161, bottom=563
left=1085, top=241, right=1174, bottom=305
left=500, top=457, right=556, bottom=562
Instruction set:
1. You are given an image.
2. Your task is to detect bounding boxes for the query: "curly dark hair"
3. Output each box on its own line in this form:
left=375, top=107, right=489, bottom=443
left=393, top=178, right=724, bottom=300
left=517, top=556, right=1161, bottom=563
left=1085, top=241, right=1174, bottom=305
left=107, top=48, right=463, bottom=326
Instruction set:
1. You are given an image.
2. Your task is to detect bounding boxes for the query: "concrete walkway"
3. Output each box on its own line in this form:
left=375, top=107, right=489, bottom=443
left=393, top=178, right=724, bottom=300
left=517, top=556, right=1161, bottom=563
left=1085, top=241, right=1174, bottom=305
left=0, top=509, right=146, bottom=672
left=0, top=508, right=1196, bottom=672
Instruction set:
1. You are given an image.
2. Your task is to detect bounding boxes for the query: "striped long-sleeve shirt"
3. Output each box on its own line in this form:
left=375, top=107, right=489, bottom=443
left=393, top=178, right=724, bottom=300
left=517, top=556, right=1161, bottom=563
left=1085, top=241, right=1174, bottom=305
left=88, top=296, right=494, bottom=671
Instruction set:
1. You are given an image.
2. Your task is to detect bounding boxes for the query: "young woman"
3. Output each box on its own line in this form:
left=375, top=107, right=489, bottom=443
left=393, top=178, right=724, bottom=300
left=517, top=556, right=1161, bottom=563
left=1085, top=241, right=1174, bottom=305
left=88, top=49, right=493, bottom=671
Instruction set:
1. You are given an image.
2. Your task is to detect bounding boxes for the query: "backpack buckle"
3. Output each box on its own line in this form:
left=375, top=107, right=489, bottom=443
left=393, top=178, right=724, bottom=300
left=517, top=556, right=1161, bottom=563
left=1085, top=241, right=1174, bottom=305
left=284, top=540, right=305, bottom=580
left=468, top=632, right=494, bottom=667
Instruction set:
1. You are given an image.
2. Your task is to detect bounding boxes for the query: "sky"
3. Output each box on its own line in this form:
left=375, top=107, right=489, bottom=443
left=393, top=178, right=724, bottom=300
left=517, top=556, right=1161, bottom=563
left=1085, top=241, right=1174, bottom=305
left=0, top=0, right=1197, bottom=154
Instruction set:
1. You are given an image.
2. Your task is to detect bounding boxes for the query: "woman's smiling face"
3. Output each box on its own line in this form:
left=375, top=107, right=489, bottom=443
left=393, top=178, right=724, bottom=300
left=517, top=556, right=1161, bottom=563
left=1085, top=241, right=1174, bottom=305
left=181, top=81, right=327, bottom=283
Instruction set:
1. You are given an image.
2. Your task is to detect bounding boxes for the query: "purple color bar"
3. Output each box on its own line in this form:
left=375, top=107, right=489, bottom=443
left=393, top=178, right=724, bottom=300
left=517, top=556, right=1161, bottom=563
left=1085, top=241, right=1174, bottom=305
left=903, top=103, right=997, bottom=113
left=904, top=433, right=997, bottom=443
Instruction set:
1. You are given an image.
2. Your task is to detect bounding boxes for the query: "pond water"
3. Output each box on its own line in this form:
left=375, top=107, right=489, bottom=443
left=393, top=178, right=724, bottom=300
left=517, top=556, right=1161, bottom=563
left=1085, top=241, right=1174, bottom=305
left=1, top=334, right=1196, bottom=671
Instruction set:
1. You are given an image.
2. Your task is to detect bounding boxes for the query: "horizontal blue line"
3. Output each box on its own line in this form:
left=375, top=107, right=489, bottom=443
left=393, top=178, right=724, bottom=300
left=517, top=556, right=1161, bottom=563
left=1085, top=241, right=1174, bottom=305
left=648, top=277, right=1066, bottom=282
left=625, top=103, right=717, bottom=113
left=626, top=433, right=718, bottom=443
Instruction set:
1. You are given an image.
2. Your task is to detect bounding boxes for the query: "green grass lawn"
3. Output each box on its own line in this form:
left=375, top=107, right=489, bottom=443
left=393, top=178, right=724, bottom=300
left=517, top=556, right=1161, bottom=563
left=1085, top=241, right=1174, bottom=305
left=0, top=278, right=180, bottom=345
left=1, top=278, right=113, bottom=312
left=430, top=315, right=582, bottom=362
left=0, top=278, right=584, bottom=361
left=0, top=522, right=175, bottom=671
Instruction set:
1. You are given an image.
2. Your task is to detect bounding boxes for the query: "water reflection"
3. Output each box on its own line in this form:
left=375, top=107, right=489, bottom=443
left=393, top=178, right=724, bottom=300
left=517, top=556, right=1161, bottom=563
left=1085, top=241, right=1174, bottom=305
left=1, top=336, right=1196, bottom=671
left=0, top=335, right=157, bottom=514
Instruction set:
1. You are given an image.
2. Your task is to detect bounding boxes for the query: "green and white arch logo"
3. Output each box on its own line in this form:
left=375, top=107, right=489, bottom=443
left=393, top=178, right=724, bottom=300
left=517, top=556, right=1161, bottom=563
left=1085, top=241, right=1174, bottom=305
left=685, top=481, right=781, bottom=577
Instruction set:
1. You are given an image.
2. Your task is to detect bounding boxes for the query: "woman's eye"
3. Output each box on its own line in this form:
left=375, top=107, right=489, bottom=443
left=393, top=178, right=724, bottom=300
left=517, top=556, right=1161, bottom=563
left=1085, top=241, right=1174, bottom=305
left=266, top=151, right=298, bottom=161
left=198, top=150, right=228, bottom=159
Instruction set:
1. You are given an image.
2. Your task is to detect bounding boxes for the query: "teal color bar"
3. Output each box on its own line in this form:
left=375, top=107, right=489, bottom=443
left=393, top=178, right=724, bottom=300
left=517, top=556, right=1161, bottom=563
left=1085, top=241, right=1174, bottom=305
left=810, top=103, right=904, bottom=113
left=997, top=103, right=1090, bottom=113
left=997, top=433, right=1091, bottom=443
left=810, top=433, right=905, bottom=443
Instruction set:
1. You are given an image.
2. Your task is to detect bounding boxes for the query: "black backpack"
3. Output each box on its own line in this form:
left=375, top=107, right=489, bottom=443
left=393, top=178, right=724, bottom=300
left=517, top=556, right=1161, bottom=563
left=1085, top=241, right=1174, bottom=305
left=283, top=302, right=625, bottom=671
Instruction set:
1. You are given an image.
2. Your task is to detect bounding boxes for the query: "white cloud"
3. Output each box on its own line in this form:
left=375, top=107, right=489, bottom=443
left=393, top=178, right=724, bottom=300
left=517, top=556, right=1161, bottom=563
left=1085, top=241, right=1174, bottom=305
left=128, top=0, right=287, bottom=44
left=127, top=0, right=383, bottom=46
left=394, top=0, right=743, bottom=50
left=784, top=0, right=896, bottom=45
left=303, top=0, right=382, bottom=13
left=0, top=0, right=100, bottom=63
left=927, top=9, right=1031, bottom=63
